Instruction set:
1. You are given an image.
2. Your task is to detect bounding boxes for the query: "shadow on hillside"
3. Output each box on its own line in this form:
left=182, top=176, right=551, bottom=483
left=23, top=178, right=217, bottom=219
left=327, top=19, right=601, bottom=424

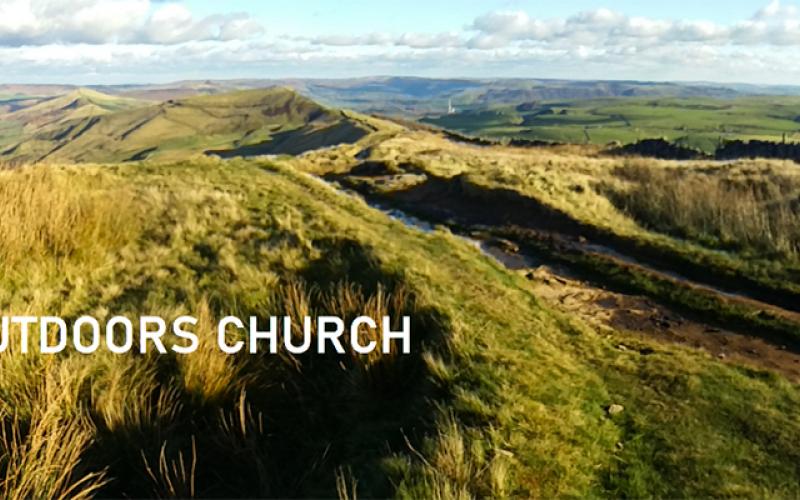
left=206, top=120, right=370, bottom=158
left=86, top=237, right=452, bottom=498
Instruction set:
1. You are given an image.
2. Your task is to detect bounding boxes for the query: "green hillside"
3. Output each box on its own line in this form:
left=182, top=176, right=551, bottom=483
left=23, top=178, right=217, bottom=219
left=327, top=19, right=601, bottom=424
left=4, top=88, right=144, bottom=126
left=1, top=158, right=800, bottom=498
left=424, top=96, right=800, bottom=152
left=0, top=88, right=372, bottom=164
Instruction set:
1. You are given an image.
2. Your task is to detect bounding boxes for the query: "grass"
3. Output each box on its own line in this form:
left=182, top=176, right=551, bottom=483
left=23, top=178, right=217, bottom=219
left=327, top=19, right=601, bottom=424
left=424, top=96, right=800, bottom=152
left=305, top=130, right=800, bottom=297
left=0, top=157, right=798, bottom=497
left=604, top=161, right=800, bottom=259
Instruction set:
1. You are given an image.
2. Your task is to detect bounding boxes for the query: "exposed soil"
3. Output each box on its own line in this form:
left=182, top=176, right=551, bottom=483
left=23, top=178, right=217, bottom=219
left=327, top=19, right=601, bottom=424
left=523, top=265, right=800, bottom=381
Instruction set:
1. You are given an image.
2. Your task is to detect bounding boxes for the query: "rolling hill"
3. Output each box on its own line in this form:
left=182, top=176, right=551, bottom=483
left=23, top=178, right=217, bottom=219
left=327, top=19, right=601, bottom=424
left=2, top=88, right=145, bottom=128
left=0, top=87, right=374, bottom=164
left=105, top=77, right=753, bottom=116
left=1, top=135, right=800, bottom=496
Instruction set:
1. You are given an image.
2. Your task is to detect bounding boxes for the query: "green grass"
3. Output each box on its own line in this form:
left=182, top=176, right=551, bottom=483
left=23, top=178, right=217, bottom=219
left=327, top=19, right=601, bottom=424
left=424, top=96, right=800, bottom=152
left=1, top=158, right=799, bottom=497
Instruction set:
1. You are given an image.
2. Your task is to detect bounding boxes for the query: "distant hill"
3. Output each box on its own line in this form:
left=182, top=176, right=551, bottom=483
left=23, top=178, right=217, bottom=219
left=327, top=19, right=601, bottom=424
left=0, top=88, right=146, bottom=152
left=1, top=87, right=374, bottom=164
left=6, top=77, right=800, bottom=118
left=100, top=77, right=794, bottom=116
left=3, top=88, right=145, bottom=130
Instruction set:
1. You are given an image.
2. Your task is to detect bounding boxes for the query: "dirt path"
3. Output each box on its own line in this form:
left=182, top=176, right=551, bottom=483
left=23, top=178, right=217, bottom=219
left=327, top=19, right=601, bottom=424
left=523, top=264, right=800, bottom=381
left=324, top=168, right=800, bottom=381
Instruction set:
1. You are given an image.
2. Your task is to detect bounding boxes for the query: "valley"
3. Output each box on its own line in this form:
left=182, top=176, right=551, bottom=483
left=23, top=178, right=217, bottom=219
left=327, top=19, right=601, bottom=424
left=423, top=96, right=800, bottom=153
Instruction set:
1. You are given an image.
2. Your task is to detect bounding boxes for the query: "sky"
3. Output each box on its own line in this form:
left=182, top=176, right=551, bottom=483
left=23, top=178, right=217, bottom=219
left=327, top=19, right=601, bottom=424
left=1, top=0, right=800, bottom=85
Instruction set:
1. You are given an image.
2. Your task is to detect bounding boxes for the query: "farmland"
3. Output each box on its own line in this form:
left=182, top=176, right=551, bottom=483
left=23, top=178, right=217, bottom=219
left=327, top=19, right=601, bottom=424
left=424, top=96, right=800, bottom=153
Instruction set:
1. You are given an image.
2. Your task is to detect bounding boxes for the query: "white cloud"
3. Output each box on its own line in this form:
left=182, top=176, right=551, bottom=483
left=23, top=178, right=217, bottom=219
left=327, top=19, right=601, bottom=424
left=0, top=0, right=262, bottom=46
left=2, top=1, right=800, bottom=85
left=467, top=2, right=800, bottom=48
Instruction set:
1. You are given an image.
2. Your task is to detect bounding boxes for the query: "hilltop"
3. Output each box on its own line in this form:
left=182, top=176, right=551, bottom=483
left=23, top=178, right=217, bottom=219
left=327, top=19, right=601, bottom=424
left=2, top=88, right=145, bottom=128
left=0, top=87, right=374, bottom=164
left=0, top=151, right=799, bottom=497
left=102, top=77, right=752, bottom=116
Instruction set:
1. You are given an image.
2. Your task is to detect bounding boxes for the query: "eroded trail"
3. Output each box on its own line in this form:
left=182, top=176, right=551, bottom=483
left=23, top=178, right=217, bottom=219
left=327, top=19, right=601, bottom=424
left=471, top=229, right=800, bottom=381
left=321, top=166, right=800, bottom=381
left=525, top=265, right=800, bottom=381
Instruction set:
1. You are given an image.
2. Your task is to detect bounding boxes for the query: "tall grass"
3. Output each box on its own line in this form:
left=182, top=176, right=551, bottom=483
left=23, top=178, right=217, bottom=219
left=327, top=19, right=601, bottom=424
left=0, top=166, right=140, bottom=267
left=607, top=163, right=800, bottom=258
left=0, top=363, right=108, bottom=499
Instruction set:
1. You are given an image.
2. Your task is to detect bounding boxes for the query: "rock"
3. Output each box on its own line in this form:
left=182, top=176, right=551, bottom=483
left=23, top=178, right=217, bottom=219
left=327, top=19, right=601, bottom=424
left=487, top=237, right=519, bottom=253
left=607, top=404, right=624, bottom=416
left=717, top=353, right=726, bottom=359
left=617, top=344, right=628, bottom=351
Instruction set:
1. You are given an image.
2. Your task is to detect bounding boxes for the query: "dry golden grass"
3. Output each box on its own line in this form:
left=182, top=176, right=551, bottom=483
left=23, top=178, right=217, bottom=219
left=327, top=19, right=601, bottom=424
left=178, top=299, right=244, bottom=405
left=0, top=166, right=140, bottom=268
left=264, top=278, right=426, bottom=400
left=0, top=362, right=108, bottom=499
left=608, top=161, right=800, bottom=258
left=0, top=156, right=798, bottom=498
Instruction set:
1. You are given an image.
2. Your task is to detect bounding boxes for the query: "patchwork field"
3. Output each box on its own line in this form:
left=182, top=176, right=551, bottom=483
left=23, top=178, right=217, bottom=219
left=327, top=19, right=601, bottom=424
left=424, top=96, right=800, bottom=153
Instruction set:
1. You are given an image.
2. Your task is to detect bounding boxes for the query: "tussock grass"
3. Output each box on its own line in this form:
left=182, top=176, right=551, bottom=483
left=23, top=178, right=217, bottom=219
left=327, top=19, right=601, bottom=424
left=178, top=299, right=243, bottom=405
left=0, top=363, right=108, bottom=499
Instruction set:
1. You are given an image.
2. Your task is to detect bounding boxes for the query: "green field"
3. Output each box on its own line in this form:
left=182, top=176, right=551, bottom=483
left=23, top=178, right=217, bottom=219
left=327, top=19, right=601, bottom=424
left=424, top=96, right=800, bottom=152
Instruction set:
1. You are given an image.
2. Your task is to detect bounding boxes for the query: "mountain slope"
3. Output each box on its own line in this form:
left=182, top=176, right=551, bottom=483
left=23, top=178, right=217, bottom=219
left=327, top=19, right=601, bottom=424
left=2, top=88, right=145, bottom=129
left=99, top=77, right=750, bottom=116
left=1, top=87, right=374, bottom=164
left=0, top=88, right=146, bottom=152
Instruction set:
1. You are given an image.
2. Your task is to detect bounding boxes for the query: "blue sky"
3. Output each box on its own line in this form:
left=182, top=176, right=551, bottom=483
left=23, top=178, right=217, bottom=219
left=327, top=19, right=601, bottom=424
left=0, top=0, right=799, bottom=85
left=190, top=1, right=766, bottom=31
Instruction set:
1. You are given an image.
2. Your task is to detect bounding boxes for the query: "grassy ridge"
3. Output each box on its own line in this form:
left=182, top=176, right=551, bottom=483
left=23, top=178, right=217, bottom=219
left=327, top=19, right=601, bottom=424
left=305, top=130, right=800, bottom=298
left=0, top=88, right=371, bottom=164
left=0, top=159, right=799, bottom=497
